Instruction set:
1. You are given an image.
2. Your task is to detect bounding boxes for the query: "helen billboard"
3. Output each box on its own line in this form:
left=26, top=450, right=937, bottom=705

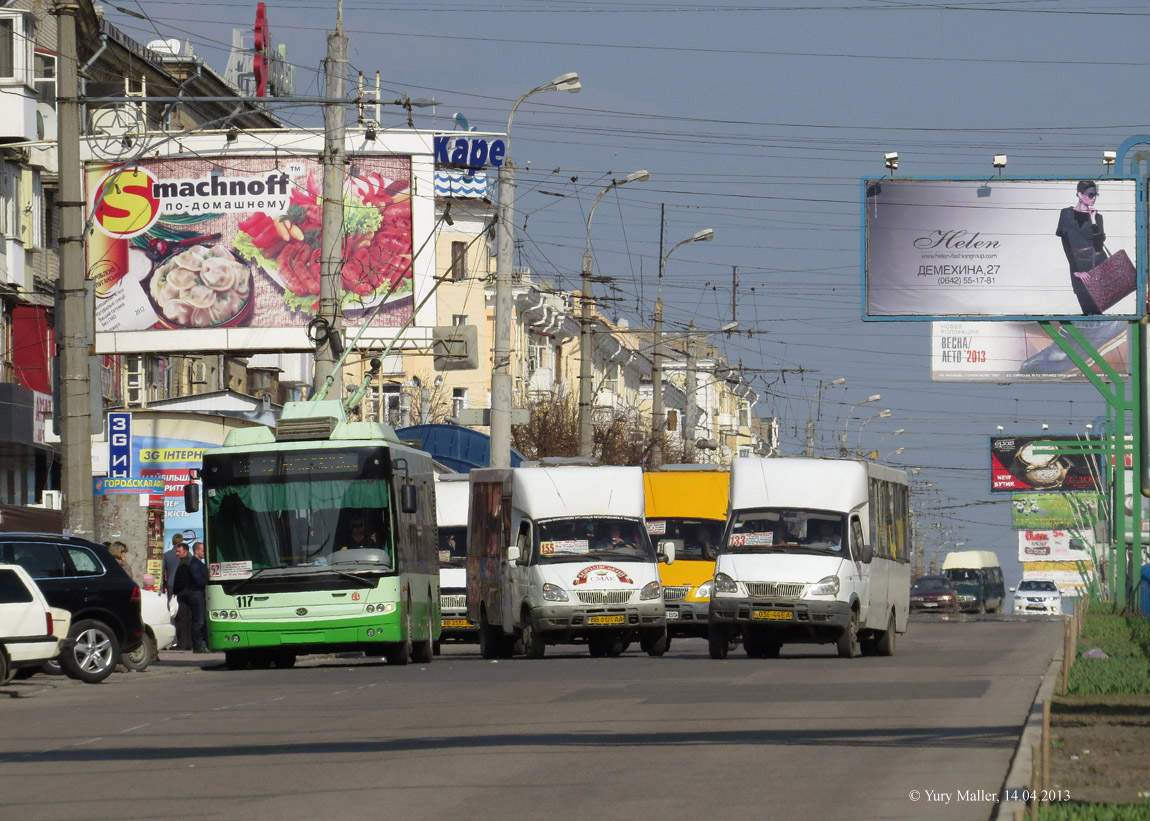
left=990, top=435, right=1101, bottom=493
left=931, top=320, right=1128, bottom=382
left=864, top=178, right=1140, bottom=319
left=87, top=155, right=414, bottom=350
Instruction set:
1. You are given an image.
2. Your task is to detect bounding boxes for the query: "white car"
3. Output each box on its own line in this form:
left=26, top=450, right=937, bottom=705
left=1012, top=579, right=1063, bottom=615
left=1, top=563, right=72, bottom=683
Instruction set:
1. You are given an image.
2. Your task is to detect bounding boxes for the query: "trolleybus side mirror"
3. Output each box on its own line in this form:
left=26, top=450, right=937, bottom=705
left=184, top=482, right=200, bottom=513
left=401, top=483, right=418, bottom=514
left=657, top=540, right=676, bottom=565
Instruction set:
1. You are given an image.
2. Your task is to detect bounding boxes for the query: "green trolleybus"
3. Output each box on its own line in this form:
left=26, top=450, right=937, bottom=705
left=194, top=400, right=440, bottom=669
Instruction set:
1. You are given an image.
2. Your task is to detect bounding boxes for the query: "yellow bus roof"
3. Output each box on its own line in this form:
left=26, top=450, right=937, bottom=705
left=643, top=470, right=729, bottom=521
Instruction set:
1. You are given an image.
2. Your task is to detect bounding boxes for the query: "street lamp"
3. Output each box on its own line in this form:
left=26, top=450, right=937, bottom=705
left=578, top=170, right=650, bottom=457
left=491, top=72, right=581, bottom=469
left=805, top=377, right=846, bottom=457
left=839, top=393, right=880, bottom=457
left=651, top=228, right=714, bottom=468
left=856, top=409, right=891, bottom=457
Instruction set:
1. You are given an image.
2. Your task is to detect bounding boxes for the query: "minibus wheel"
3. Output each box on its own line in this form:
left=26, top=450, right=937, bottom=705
left=708, top=625, right=730, bottom=660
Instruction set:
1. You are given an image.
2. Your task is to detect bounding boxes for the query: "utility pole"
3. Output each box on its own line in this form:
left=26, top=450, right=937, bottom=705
left=731, top=265, right=738, bottom=326
left=684, top=323, right=697, bottom=461
left=313, top=11, right=347, bottom=396
left=491, top=156, right=514, bottom=468
left=56, top=1, right=94, bottom=538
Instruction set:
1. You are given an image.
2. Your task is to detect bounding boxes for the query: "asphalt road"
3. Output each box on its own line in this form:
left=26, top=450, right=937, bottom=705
left=0, top=614, right=1064, bottom=821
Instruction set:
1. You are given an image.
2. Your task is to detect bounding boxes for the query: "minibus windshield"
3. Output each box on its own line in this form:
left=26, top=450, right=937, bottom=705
left=725, top=508, right=846, bottom=555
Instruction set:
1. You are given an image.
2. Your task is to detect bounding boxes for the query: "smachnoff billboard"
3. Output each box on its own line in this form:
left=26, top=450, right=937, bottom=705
left=864, top=179, right=1140, bottom=319
left=990, top=435, right=1101, bottom=493
left=86, top=156, right=413, bottom=347
left=931, top=320, right=1128, bottom=382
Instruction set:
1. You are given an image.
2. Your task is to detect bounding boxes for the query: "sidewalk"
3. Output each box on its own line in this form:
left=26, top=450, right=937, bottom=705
left=994, top=652, right=1063, bottom=818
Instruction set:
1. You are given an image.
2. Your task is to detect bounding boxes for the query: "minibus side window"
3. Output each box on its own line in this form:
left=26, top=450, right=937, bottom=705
left=850, top=518, right=868, bottom=563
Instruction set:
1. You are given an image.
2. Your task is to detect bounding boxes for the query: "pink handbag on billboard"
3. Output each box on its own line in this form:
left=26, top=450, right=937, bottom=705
left=1073, top=249, right=1136, bottom=313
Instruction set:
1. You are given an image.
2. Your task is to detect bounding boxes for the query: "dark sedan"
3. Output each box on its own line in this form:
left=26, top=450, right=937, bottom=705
left=910, top=575, right=960, bottom=614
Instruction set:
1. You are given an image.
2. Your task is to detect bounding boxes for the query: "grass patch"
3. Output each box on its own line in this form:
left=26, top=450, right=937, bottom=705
left=1068, top=615, right=1150, bottom=695
left=1038, top=803, right=1150, bottom=820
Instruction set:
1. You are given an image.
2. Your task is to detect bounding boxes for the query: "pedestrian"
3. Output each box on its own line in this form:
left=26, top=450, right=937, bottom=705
left=107, top=541, right=129, bottom=568
left=170, top=542, right=193, bottom=650
left=162, top=533, right=184, bottom=599
left=189, top=541, right=209, bottom=652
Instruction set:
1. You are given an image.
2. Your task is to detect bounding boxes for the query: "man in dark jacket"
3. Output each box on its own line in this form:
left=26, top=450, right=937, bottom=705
left=189, top=542, right=209, bottom=652
left=170, top=543, right=193, bottom=650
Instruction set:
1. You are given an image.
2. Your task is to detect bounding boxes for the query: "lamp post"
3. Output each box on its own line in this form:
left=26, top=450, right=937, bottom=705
left=578, top=170, right=650, bottom=458
left=839, top=394, right=880, bottom=457
left=491, top=72, right=581, bottom=469
left=651, top=228, right=714, bottom=468
left=806, top=377, right=846, bottom=456
left=856, top=409, right=891, bottom=457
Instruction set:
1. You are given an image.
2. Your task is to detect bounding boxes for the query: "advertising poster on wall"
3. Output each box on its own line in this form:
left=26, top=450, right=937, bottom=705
left=990, top=435, right=1101, bottom=493
left=85, top=155, right=414, bottom=349
left=1017, top=529, right=1095, bottom=562
left=931, top=320, right=1129, bottom=381
left=1011, top=492, right=1100, bottom=530
left=864, top=178, right=1140, bottom=319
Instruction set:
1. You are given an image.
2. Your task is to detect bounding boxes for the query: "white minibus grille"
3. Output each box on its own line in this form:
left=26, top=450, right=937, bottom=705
left=662, top=586, right=690, bottom=601
left=576, top=590, right=633, bottom=605
left=440, top=594, right=466, bottom=609
left=746, top=582, right=805, bottom=599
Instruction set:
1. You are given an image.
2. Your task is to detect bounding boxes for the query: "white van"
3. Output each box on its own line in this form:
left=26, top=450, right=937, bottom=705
left=434, top=472, right=476, bottom=647
left=466, top=463, right=671, bottom=659
left=710, top=457, right=910, bottom=659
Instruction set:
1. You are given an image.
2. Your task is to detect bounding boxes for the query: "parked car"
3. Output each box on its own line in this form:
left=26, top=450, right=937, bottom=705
left=0, top=534, right=143, bottom=684
left=0, top=563, right=73, bottom=684
left=1011, top=579, right=1063, bottom=616
left=909, top=575, right=961, bottom=614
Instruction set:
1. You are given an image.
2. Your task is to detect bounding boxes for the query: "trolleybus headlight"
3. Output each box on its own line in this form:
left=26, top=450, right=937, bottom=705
left=809, top=575, right=840, bottom=597
left=695, top=580, right=713, bottom=600
left=542, top=583, right=569, bottom=602
left=640, top=581, right=662, bottom=600
left=713, top=572, right=739, bottom=595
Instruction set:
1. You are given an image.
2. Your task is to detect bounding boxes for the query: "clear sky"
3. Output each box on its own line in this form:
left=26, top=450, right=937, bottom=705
left=102, top=0, right=1150, bottom=593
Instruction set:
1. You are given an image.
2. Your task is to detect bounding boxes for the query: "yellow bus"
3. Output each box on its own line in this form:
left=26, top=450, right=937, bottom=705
left=644, top=465, right=729, bottom=643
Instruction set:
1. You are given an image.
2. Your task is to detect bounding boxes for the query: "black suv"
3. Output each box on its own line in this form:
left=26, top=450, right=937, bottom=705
left=0, top=533, right=143, bottom=683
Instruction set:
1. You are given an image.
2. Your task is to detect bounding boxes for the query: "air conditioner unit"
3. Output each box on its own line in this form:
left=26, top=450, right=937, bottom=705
left=41, top=490, right=62, bottom=510
left=191, top=360, right=208, bottom=384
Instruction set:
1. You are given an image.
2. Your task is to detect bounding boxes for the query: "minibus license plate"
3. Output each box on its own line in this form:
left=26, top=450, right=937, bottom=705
left=442, top=618, right=473, bottom=628
left=588, top=614, right=625, bottom=625
left=753, top=609, right=793, bottom=621
left=665, top=610, right=680, bottom=620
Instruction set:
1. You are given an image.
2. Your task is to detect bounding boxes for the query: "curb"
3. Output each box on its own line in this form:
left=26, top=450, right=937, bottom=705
left=994, top=647, right=1064, bottom=819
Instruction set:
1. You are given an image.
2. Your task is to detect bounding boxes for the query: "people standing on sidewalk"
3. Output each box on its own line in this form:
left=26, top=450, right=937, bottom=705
left=162, top=533, right=185, bottom=600
left=170, top=542, right=193, bottom=650
left=190, top=541, right=209, bottom=652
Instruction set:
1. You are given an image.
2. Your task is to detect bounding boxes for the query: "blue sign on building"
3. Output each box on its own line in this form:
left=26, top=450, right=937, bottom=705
left=108, top=412, right=132, bottom=478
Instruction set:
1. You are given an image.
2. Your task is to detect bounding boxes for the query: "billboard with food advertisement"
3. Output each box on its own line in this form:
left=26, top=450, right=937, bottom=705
left=990, top=435, right=1102, bottom=493
left=931, top=320, right=1129, bottom=382
left=86, top=154, right=415, bottom=351
left=863, top=178, right=1141, bottom=320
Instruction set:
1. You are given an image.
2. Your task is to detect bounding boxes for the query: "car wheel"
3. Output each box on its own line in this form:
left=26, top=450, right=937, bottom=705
left=836, top=608, right=859, bottom=659
left=875, top=610, right=897, bottom=657
left=120, top=633, right=156, bottom=673
left=61, top=619, right=120, bottom=684
left=521, top=610, right=545, bottom=659
left=640, top=629, right=668, bottom=657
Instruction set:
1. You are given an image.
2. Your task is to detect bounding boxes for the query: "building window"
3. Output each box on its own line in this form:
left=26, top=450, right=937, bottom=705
left=452, top=314, right=468, bottom=327
left=450, top=241, right=467, bottom=281
left=34, top=51, right=54, bottom=106
left=0, top=20, right=14, bottom=79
